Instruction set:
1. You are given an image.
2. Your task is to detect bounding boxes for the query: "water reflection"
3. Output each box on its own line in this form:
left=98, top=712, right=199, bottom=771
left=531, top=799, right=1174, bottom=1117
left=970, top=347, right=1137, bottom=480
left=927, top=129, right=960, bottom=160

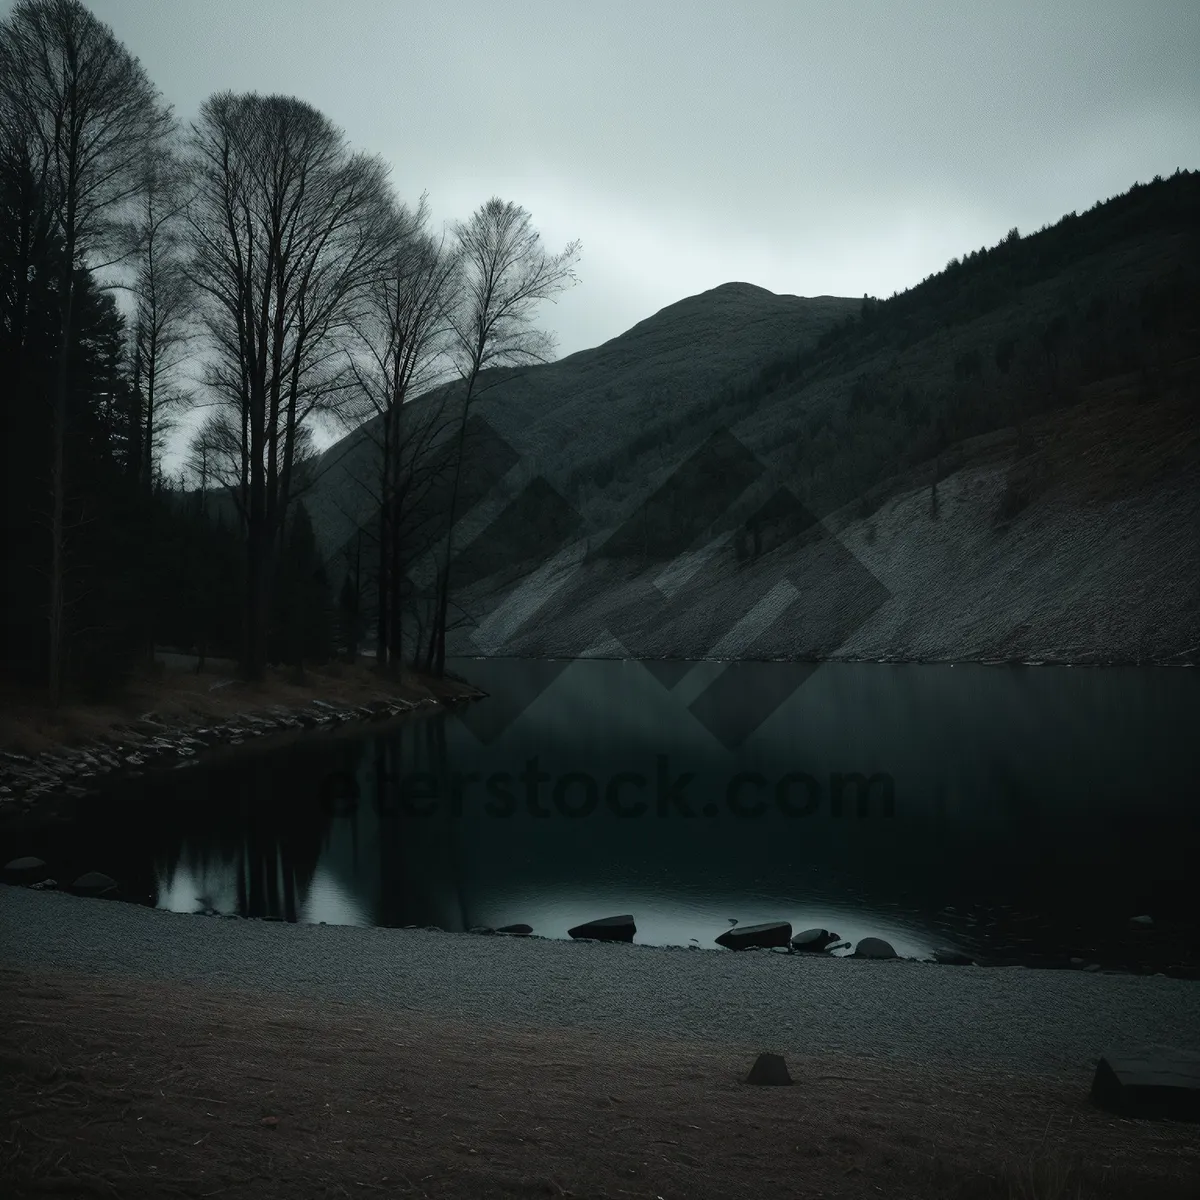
left=9, top=659, right=1197, bottom=969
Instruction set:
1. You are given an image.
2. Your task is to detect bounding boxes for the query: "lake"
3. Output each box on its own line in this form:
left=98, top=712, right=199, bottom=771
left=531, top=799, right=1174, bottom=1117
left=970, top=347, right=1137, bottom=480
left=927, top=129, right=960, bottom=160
left=6, top=659, right=1198, bottom=973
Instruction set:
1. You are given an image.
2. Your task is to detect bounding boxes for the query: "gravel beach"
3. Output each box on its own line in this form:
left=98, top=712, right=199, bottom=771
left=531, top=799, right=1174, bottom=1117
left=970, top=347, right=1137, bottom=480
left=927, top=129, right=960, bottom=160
left=3, top=884, right=1198, bottom=1074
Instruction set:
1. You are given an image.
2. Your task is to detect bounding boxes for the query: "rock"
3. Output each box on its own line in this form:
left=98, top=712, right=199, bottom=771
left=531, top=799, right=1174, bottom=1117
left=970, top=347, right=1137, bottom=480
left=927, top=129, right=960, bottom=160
left=29, top=878, right=58, bottom=890
left=1129, top=914, right=1154, bottom=927
left=4, top=856, right=48, bottom=883
left=496, top=923, right=533, bottom=936
left=745, top=1052, right=793, bottom=1086
left=790, top=927, right=840, bottom=952
left=1069, top=957, right=1086, bottom=966
left=716, top=922, right=792, bottom=951
left=853, top=937, right=898, bottom=960
left=567, top=915, right=636, bottom=942
left=932, top=948, right=975, bottom=966
left=4, top=854, right=47, bottom=872
left=1084, top=963, right=1103, bottom=972
left=70, top=871, right=118, bottom=898
left=469, top=926, right=497, bottom=935
left=1091, top=1049, right=1200, bottom=1121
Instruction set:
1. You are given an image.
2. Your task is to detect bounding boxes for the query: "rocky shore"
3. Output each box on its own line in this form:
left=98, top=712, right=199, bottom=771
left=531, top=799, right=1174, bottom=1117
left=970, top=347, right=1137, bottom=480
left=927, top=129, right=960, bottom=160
left=0, top=677, right=486, bottom=827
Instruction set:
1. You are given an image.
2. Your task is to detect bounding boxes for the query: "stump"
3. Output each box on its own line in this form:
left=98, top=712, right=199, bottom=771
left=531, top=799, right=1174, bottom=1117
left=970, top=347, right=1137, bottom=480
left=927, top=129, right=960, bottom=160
left=746, top=1053, right=793, bottom=1085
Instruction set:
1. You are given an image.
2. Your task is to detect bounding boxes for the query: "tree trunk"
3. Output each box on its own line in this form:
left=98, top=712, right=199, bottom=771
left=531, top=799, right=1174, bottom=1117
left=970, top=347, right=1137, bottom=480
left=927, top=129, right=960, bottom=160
left=430, top=384, right=478, bottom=677
left=388, top=488, right=404, bottom=676
left=46, top=268, right=75, bottom=706
left=375, top=419, right=391, bottom=667
left=244, top=521, right=271, bottom=681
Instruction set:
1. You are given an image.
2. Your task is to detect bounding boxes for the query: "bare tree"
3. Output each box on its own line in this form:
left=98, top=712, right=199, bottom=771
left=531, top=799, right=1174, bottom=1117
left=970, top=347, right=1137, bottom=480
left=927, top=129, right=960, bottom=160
left=185, top=91, right=394, bottom=680
left=347, top=192, right=461, bottom=673
left=425, top=198, right=580, bottom=674
left=0, top=0, right=170, bottom=702
left=127, top=136, right=196, bottom=493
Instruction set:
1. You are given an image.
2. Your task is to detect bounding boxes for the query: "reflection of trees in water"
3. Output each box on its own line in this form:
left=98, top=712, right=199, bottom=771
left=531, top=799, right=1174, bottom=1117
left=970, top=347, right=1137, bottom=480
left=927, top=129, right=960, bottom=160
left=154, top=747, right=341, bottom=920
left=375, top=714, right=467, bottom=931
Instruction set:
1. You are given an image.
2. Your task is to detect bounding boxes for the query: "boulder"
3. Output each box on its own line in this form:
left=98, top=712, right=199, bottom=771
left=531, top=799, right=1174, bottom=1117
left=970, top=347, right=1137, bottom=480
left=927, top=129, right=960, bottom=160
left=4, top=855, right=48, bottom=884
left=716, top=922, right=792, bottom=951
left=853, top=936, right=898, bottom=960
left=70, top=871, right=118, bottom=898
left=1092, top=1049, right=1200, bottom=1121
left=790, top=927, right=840, bottom=953
left=567, top=915, right=636, bottom=942
left=1129, top=914, right=1154, bottom=928
left=496, top=923, right=533, bottom=936
left=745, top=1052, right=793, bottom=1086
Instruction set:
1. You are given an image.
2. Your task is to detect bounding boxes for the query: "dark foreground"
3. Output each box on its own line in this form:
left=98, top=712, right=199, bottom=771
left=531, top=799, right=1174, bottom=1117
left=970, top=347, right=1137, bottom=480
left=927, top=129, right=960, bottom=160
left=2, top=968, right=1199, bottom=1200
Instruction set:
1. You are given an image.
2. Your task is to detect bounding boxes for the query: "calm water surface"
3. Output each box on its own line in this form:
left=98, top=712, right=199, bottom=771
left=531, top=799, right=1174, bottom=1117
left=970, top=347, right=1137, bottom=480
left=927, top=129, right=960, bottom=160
left=8, top=660, right=1199, bottom=968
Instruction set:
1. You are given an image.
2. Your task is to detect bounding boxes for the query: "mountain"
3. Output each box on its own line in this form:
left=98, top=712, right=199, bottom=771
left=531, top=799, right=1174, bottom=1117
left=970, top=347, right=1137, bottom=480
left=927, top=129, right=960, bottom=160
left=306, top=171, right=1200, bottom=665
left=304, top=282, right=857, bottom=565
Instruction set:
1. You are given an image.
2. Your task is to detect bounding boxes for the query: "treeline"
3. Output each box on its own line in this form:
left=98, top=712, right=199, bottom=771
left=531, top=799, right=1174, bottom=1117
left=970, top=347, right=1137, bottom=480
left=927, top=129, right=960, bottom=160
left=0, top=0, right=580, bottom=702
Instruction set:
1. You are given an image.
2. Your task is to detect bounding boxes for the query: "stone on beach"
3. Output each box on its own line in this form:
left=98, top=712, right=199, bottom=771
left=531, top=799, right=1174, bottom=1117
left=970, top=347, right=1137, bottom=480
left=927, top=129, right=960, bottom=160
left=854, top=936, right=898, bottom=959
left=567, top=915, right=636, bottom=942
left=4, top=855, right=48, bottom=883
left=791, top=927, right=840, bottom=952
left=70, top=871, right=118, bottom=898
left=716, top=922, right=792, bottom=950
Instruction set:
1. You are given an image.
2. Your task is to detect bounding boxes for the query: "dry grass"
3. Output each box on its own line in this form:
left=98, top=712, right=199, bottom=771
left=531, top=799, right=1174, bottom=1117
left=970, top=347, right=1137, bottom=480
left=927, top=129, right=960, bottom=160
left=1, top=968, right=1197, bottom=1200
left=0, top=660, right=469, bottom=757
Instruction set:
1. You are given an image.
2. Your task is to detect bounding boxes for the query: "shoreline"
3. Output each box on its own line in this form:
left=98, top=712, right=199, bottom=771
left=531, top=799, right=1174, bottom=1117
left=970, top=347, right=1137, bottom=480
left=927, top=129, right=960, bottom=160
left=449, top=651, right=1200, bottom=666
left=3, top=884, right=1198, bottom=1074
left=0, top=662, right=486, bottom=828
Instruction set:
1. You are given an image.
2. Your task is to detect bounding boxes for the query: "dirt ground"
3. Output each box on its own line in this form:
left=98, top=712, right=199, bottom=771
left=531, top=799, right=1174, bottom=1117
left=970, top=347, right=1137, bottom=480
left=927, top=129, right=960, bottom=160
left=1, top=968, right=1197, bottom=1200
left=0, top=660, right=475, bottom=758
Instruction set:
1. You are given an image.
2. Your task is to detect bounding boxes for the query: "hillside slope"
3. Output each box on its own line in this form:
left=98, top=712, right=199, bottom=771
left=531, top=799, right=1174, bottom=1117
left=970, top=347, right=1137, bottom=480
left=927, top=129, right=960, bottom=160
left=306, top=172, right=1200, bottom=665
left=305, top=283, right=858, bottom=565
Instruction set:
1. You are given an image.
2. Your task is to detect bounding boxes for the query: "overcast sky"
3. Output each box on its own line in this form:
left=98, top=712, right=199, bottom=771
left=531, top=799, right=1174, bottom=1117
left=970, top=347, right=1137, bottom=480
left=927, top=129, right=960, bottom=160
left=9, top=0, right=1200, bottom=461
